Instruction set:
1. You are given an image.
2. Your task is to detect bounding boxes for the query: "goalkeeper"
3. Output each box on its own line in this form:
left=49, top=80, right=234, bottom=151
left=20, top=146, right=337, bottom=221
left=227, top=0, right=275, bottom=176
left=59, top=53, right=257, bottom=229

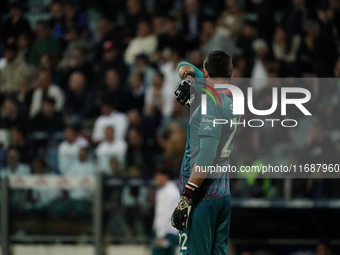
left=171, top=50, right=239, bottom=255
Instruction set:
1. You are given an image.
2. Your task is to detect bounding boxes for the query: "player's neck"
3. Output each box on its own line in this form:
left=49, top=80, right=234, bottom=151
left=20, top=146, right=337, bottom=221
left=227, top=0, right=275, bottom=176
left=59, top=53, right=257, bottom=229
left=205, top=78, right=229, bottom=89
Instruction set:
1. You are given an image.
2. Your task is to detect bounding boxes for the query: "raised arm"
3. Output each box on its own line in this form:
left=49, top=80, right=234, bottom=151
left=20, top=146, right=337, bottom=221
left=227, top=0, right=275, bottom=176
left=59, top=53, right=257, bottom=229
left=178, top=62, right=204, bottom=79
left=174, top=62, right=204, bottom=107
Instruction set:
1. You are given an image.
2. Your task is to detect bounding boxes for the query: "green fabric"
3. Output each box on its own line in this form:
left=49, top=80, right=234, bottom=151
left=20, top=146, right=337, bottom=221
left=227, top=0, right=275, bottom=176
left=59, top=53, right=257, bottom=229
left=180, top=78, right=239, bottom=178
left=195, top=136, right=219, bottom=167
left=29, top=35, right=61, bottom=66
left=151, top=232, right=179, bottom=255
left=179, top=196, right=231, bottom=255
left=178, top=62, right=204, bottom=79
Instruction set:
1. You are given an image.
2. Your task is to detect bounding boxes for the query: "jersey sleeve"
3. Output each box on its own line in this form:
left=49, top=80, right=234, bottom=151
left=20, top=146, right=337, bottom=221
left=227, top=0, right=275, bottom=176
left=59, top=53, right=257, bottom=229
left=178, top=62, right=204, bottom=79
left=198, top=99, right=224, bottom=139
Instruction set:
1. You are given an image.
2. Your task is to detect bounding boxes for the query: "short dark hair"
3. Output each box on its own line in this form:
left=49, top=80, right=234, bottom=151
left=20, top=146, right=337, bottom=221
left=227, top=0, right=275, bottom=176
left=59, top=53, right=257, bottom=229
left=5, top=44, right=18, bottom=53
left=155, top=70, right=164, bottom=80
left=155, top=168, right=172, bottom=179
left=102, top=99, right=115, bottom=108
left=43, top=97, right=56, bottom=106
left=10, top=2, right=22, bottom=11
left=65, top=124, right=80, bottom=133
left=203, top=50, right=233, bottom=78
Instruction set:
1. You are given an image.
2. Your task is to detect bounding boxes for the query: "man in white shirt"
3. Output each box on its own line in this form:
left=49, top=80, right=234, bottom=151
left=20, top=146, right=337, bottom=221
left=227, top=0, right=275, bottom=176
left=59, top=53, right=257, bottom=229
left=2, top=149, right=30, bottom=176
left=67, top=147, right=96, bottom=200
left=52, top=147, right=94, bottom=220
left=96, top=126, right=127, bottom=175
left=144, top=71, right=165, bottom=117
left=160, top=51, right=182, bottom=117
left=152, top=169, right=179, bottom=255
left=92, top=100, right=128, bottom=143
left=251, top=39, right=269, bottom=93
left=58, top=126, right=89, bottom=174
left=124, top=20, right=158, bottom=65
left=2, top=149, right=30, bottom=211
left=30, top=70, right=64, bottom=117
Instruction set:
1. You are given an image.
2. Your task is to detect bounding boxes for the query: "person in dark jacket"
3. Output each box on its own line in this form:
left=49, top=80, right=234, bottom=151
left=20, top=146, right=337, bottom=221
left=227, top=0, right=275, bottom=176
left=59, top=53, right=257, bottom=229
left=1, top=2, right=31, bottom=44
left=64, top=72, right=95, bottom=125
left=30, top=97, right=64, bottom=132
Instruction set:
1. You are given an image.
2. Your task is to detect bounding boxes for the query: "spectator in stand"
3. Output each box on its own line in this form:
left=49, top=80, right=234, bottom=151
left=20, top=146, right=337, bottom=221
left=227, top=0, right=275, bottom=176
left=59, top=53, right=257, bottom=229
left=2, top=148, right=30, bottom=176
left=94, top=17, right=122, bottom=63
left=157, top=16, right=186, bottom=61
left=305, top=122, right=336, bottom=164
left=100, top=69, right=124, bottom=109
left=92, top=100, right=129, bottom=143
left=59, top=47, right=93, bottom=88
left=30, top=70, right=64, bottom=118
left=48, top=0, right=64, bottom=32
left=157, top=101, right=189, bottom=138
left=37, top=53, right=60, bottom=85
left=61, top=25, right=93, bottom=61
left=152, top=14, right=166, bottom=37
left=0, top=44, right=31, bottom=94
left=163, top=124, right=187, bottom=173
left=297, top=20, right=338, bottom=77
left=123, top=0, right=145, bottom=38
left=316, top=241, right=332, bottom=255
left=54, top=1, right=90, bottom=39
left=130, top=54, right=155, bottom=88
left=17, top=31, right=33, bottom=62
left=29, top=21, right=61, bottom=66
left=64, top=72, right=95, bottom=125
left=128, top=109, right=144, bottom=131
left=237, top=21, right=259, bottom=74
left=0, top=97, right=28, bottom=131
left=1, top=2, right=31, bottom=45
left=152, top=169, right=179, bottom=255
left=182, top=0, right=206, bottom=48
left=15, top=79, right=33, bottom=113
left=320, top=102, right=340, bottom=131
left=200, top=19, right=238, bottom=58
left=124, top=20, right=158, bottom=65
left=29, top=157, right=61, bottom=217
left=217, top=0, right=246, bottom=41
left=71, top=147, right=96, bottom=176
left=96, top=126, right=127, bottom=175
left=121, top=72, right=145, bottom=112
left=160, top=50, right=182, bottom=117
left=144, top=71, right=164, bottom=118
left=54, top=146, right=94, bottom=220
left=272, top=26, right=301, bottom=76
left=251, top=39, right=270, bottom=92
left=126, top=128, right=154, bottom=175
left=30, top=97, right=64, bottom=132
left=280, top=0, right=311, bottom=35
left=188, top=49, right=204, bottom=71
left=8, top=127, right=35, bottom=164
left=58, top=126, right=89, bottom=174
left=2, top=149, right=31, bottom=214
left=95, top=40, right=127, bottom=88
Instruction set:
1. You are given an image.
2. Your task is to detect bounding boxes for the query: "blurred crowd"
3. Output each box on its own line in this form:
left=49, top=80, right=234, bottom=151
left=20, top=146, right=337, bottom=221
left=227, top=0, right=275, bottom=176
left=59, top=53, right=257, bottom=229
left=0, top=0, right=340, bottom=224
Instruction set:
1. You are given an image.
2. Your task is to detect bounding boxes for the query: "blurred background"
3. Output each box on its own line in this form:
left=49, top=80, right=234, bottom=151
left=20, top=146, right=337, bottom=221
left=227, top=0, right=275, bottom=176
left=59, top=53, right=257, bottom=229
left=0, top=0, right=340, bottom=254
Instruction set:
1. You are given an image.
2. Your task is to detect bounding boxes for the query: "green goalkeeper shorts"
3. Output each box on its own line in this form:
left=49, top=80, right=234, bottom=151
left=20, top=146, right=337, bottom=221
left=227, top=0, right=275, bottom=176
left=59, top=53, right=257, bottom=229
left=179, top=195, right=231, bottom=255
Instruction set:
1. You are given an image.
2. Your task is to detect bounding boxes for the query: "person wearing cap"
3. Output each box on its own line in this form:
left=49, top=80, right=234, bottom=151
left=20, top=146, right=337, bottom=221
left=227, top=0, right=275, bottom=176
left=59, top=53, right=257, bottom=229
left=95, top=40, right=127, bottom=87
left=0, top=44, right=31, bottom=94
left=152, top=169, right=179, bottom=255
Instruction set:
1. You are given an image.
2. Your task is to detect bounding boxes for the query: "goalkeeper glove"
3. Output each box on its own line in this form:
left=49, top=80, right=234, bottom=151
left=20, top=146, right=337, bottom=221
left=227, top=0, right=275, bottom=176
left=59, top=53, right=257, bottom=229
left=174, top=71, right=196, bottom=107
left=171, top=182, right=197, bottom=230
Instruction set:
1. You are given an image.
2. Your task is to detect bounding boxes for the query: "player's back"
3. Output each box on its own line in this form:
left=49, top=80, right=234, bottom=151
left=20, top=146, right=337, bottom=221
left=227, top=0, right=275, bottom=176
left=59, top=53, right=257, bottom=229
left=179, top=88, right=240, bottom=200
